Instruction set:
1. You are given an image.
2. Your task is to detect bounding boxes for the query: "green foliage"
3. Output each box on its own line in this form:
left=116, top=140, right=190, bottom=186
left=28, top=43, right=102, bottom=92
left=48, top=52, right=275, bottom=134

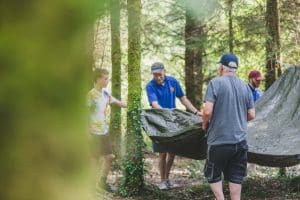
left=120, top=108, right=145, bottom=196
left=119, top=157, right=144, bottom=196
left=279, top=167, right=287, bottom=177
left=97, top=0, right=300, bottom=106
left=280, top=0, right=300, bottom=64
left=0, top=0, right=101, bottom=199
left=290, top=175, right=300, bottom=192
left=183, top=0, right=219, bottom=22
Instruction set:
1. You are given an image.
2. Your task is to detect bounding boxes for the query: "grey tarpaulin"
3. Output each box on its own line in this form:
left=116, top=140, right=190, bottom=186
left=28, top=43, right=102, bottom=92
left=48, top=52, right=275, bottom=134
left=141, top=109, right=207, bottom=160
left=141, top=67, right=300, bottom=167
left=247, top=66, right=300, bottom=167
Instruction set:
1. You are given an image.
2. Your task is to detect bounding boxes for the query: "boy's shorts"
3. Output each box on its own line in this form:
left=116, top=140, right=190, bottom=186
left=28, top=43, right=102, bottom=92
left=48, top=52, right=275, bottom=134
left=90, top=134, right=113, bottom=157
left=204, top=140, right=248, bottom=184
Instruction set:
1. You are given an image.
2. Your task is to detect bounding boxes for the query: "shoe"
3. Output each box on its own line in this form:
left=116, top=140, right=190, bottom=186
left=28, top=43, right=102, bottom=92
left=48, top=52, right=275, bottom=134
left=166, top=179, right=179, bottom=188
left=158, top=181, right=169, bottom=190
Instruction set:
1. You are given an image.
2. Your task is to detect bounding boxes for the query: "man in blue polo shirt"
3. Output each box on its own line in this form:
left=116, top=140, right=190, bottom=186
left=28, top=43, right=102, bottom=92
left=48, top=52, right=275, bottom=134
left=146, top=62, right=201, bottom=190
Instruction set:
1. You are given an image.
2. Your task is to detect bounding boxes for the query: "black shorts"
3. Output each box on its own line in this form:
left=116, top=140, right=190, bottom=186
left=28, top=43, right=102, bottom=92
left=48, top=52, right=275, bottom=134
left=90, top=134, right=113, bottom=157
left=204, top=140, right=248, bottom=184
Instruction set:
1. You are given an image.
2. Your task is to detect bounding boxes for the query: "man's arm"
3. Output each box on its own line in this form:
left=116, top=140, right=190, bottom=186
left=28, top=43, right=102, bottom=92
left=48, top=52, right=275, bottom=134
left=247, top=108, right=255, bottom=121
left=146, top=85, right=162, bottom=109
left=151, top=101, right=162, bottom=109
left=179, top=96, right=201, bottom=115
left=202, top=101, right=214, bottom=130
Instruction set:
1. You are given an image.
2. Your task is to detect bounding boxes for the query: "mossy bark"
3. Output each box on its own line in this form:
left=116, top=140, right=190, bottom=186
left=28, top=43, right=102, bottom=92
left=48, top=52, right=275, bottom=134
left=121, top=0, right=144, bottom=196
left=109, top=0, right=122, bottom=160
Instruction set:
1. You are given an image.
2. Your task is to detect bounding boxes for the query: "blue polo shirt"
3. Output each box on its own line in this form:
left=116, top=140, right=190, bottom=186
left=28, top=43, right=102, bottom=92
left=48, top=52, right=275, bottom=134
left=146, top=76, right=184, bottom=108
left=248, top=84, right=263, bottom=102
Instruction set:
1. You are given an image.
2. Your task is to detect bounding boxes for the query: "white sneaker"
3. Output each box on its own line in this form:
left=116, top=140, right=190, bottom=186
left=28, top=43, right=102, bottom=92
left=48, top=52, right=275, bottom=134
left=166, top=179, right=179, bottom=188
left=158, top=181, right=168, bottom=190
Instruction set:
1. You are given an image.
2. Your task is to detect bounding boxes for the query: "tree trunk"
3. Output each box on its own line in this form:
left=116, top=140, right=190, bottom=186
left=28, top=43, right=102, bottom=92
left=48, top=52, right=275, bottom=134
left=185, top=13, right=195, bottom=105
left=121, top=0, right=144, bottom=196
left=185, top=11, right=204, bottom=109
left=194, top=48, right=203, bottom=107
left=228, top=0, right=234, bottom=53
left=266, top=0, right=281, bottom=89
left=266, top=0, right=285, bottom=175
left=109, top=0, right=122, bottom=161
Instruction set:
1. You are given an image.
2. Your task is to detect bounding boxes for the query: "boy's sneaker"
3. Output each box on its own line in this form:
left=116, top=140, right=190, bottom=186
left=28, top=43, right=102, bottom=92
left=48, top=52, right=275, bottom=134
left=158, top=180, right=169, bottom=190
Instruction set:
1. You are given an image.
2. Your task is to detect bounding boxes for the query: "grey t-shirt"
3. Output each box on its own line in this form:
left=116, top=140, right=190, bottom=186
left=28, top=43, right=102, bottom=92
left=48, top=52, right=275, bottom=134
left=204, top=75, right=254, bottom=145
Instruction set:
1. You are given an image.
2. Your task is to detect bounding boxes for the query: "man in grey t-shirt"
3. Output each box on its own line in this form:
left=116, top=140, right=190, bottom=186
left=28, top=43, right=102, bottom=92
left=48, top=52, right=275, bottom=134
left=202, top=53, right=255, bottom=200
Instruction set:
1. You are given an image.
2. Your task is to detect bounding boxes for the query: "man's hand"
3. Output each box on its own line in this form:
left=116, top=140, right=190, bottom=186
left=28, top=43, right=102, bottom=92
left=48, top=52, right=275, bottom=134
left=247, top=108, right=255, bottom=121
left=179, top=96, right=201, bottom=115
left=195, top=110, right=202, bottom=116
left=202, top=122, right=208, bottom=130
left=151, top=101, right=162, bottom=109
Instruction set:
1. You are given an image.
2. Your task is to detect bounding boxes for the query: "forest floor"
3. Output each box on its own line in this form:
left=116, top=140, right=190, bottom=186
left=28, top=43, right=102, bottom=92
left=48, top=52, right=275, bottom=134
left=97, top=150, right=300, bottom=200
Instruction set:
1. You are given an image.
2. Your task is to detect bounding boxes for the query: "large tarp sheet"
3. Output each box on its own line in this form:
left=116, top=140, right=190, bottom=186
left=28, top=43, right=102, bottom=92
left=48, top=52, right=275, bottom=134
left=141, top=66, right=300, bottom=167
left=247, top=66, right=300, bottom=167
left=141, top=109, right=207, bottom=160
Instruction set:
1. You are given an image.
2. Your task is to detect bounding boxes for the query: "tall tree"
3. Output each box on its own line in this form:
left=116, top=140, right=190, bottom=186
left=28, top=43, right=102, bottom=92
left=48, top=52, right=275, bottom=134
left=109, top=0, right=122, bottom=159
left=265, top=0, right=281, bottom=89
left=185, top=10, right=204, bottom=109
left=266, top=0, right=286, bottom=176
left=227, top=0, right=234, bottom=53
left=121, top=0, right=144, bottom=196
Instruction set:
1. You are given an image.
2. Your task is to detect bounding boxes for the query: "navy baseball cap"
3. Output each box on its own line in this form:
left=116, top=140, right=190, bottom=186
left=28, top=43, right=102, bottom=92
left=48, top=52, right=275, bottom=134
left=151, top=62, right=165, bottom=73
left=218, top=53, right=239, bottom=68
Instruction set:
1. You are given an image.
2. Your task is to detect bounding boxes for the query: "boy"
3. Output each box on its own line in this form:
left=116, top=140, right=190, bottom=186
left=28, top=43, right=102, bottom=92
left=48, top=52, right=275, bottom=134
left=88, top=68, right=127, bottom=191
